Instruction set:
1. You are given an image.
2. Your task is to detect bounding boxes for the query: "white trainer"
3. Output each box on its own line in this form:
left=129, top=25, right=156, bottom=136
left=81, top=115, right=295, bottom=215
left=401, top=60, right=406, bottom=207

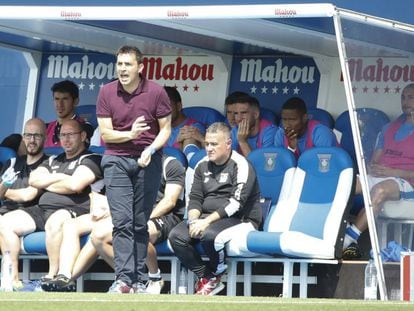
left=146, top=278, right=164, bottom=294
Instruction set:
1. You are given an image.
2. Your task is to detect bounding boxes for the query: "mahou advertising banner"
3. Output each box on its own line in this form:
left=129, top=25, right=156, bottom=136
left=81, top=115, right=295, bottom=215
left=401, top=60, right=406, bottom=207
left=228, top=56, right=321, bottom=114
left=35, top=53, right=229, bottom=123
left=345, top=57, right=414, bottom=118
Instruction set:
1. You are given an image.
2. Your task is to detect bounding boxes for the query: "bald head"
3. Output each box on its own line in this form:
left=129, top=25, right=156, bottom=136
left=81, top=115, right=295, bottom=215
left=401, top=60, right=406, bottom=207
left=23, top=117, right=46, bottom=156
left=25, top=118, right=46, bottom=136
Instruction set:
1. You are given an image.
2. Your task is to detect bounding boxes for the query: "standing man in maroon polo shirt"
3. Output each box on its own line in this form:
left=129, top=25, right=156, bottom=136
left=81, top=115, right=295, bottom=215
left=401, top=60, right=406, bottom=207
left=96, top=45, right=172, bottom=294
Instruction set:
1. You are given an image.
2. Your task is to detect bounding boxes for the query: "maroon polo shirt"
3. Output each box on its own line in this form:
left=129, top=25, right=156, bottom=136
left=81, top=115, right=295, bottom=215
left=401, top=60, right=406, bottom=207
left=96, top=76, right=171, bottom=156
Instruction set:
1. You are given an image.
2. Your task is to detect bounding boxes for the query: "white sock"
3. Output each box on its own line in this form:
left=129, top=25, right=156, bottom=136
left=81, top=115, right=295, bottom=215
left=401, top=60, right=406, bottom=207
left=343, top=223, right=361, bottom=249
left=148, top=269, right=161, bottom=280
left=57, top=270, right=72, bottom=279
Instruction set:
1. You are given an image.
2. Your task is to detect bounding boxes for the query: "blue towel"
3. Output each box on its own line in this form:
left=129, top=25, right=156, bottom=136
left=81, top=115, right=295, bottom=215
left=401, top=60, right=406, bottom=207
left=370, top=240, right=410, bottom=262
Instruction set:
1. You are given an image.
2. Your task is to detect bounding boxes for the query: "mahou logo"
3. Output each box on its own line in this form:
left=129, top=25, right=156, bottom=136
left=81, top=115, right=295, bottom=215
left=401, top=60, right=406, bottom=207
left=46, top=55, right=215, bottom=82
left=347, top=58, right=414, bottom=82
left=239, top=58, right=315, bottom=84
left=341, top=58, right=414, bottom=95
left=142, top=57, right=214, bottom=81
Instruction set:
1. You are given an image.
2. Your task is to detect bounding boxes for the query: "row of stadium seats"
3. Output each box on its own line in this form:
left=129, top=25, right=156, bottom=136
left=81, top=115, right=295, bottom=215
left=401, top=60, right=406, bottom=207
left=11, top=144, right=354, bottom=296
left=74, top=104, right=334, bottom=129
left=74, top=103, right=391, bottom=165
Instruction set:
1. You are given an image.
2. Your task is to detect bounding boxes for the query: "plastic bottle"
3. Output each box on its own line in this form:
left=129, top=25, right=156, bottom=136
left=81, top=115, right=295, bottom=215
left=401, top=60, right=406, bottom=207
left=1, top=251, right=13, bottom=292
left=364, top=259, right=378, bottom=300
left=178, top=267, right=187, bottom=294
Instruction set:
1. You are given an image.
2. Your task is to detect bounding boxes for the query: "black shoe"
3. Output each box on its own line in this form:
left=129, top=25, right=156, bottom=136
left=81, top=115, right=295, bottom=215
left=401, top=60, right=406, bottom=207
left=342, top=243, right=362, bottom=260
left=40, top=275, right=56, bottom=292
left=41, top=274, right=76, bottom=292
left=52, top=274, right=76, bottom=292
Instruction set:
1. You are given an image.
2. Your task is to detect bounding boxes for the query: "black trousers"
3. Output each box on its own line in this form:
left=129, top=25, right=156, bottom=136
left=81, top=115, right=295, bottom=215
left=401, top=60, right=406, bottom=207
left=169, top=217, right=243, bottom=279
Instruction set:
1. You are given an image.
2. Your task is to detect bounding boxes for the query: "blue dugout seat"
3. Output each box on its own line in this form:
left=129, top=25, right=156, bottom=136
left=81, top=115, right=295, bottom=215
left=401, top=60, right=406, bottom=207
left=247, top=147, right=296, bottom=222
left=335, top=108, right=390, bottom=163
left=0, top=146, right=16, bottom=167
left=182, top=106, right=225, bottom=127
left=75, top=105, right=98, bottom=129
left=162, top=146, right=188, bottom=169
left=43, top=146, right=64, bottom=156
left=307, top=108, right=335, bottom=129
left=260, top=107, right=278, bottom=125
left=247, top=147, right=354, bottom=259
left=88, top=145, right=106, bottom=154
left=21, top=231, right=89, bottom=255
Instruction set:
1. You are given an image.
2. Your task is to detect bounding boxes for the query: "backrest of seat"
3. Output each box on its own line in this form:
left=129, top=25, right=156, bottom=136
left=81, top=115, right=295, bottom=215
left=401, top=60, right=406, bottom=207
left=163, top=146, right=188, bottom=169
left=0, top=146, right=16, bottom=166
left=248, top=147, right=296, bottom=203
left=307, top=108, right=335, bottom=129
left=260, top=107, right=278, bottom=125
left=335, top=108, right=390, bottom=162
left=247, top=147, right=296, bottom=228
left=75, top=104, right=98, bottom=129
left=182, top=106, right=225, bottom=127
left=44, top=146, right=64, bottom=156
left=88, top=145, right=106, bottom=155
left=334, top=110, right=354, bottom=160
left=266, top=147, right=354, bottom=258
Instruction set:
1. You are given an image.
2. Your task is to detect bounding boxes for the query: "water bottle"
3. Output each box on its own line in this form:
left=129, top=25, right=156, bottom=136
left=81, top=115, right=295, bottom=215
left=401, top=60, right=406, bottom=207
left=364, top=259, right=378, bottom=300
left=1, top=251, right=13, bottom=292
left=178, top=267, right=187, bottom=294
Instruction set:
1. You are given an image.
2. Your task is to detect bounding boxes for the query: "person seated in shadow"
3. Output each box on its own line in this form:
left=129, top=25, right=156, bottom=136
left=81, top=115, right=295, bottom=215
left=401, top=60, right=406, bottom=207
left=342, top=83, right=414, bottom=259
left=273, top=97, right=338, bottom=159
left=231, top=94, right=277, bottom=157
left=1, top=133, right=26, bottom=157
left=224, top=91, right=249, bottom=128
left=44, top=80, right=94, bottom=147
left=164, top=86, right=205, bottom=162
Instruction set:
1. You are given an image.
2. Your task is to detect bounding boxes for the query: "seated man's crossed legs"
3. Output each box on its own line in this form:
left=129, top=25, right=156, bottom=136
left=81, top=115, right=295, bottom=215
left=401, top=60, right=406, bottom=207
left=343, top=176, right=406, bottom=260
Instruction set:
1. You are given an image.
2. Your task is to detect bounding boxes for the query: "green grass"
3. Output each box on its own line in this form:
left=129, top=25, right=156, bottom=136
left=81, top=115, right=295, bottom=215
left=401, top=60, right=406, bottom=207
left=0, top=293, right=411, bottom=311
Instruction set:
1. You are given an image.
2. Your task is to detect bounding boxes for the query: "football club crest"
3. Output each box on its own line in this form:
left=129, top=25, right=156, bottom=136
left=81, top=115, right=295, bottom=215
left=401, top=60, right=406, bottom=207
left=219, top=173, right=229, bottom=183
left=317, top=154, right=331, bottom=173
left=68, top=160, right=77, bottom=170
left=263, top=153, right=277, bottom=171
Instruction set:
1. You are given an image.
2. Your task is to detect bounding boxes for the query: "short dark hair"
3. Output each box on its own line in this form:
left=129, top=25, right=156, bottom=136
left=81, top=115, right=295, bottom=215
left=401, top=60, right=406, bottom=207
left=282, top=97, right=307, bottom=115
left=164, top=86, right=182, bottom=105
left=249, top=96, right=260, bottom=111
left=224, top=91, right=249, bottom=107
left=116, top=45, right=143, bottom=64
left=51, top=80, right=79, bottom=99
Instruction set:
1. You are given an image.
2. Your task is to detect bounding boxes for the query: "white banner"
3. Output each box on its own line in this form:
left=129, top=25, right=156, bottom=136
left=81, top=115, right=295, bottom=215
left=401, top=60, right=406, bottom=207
left=0, top=4, right=335, bottom=20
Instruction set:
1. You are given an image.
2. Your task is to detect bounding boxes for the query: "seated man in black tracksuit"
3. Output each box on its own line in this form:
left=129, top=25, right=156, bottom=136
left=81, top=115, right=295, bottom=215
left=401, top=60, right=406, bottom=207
left=169, top=122, right=262, bottom=296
